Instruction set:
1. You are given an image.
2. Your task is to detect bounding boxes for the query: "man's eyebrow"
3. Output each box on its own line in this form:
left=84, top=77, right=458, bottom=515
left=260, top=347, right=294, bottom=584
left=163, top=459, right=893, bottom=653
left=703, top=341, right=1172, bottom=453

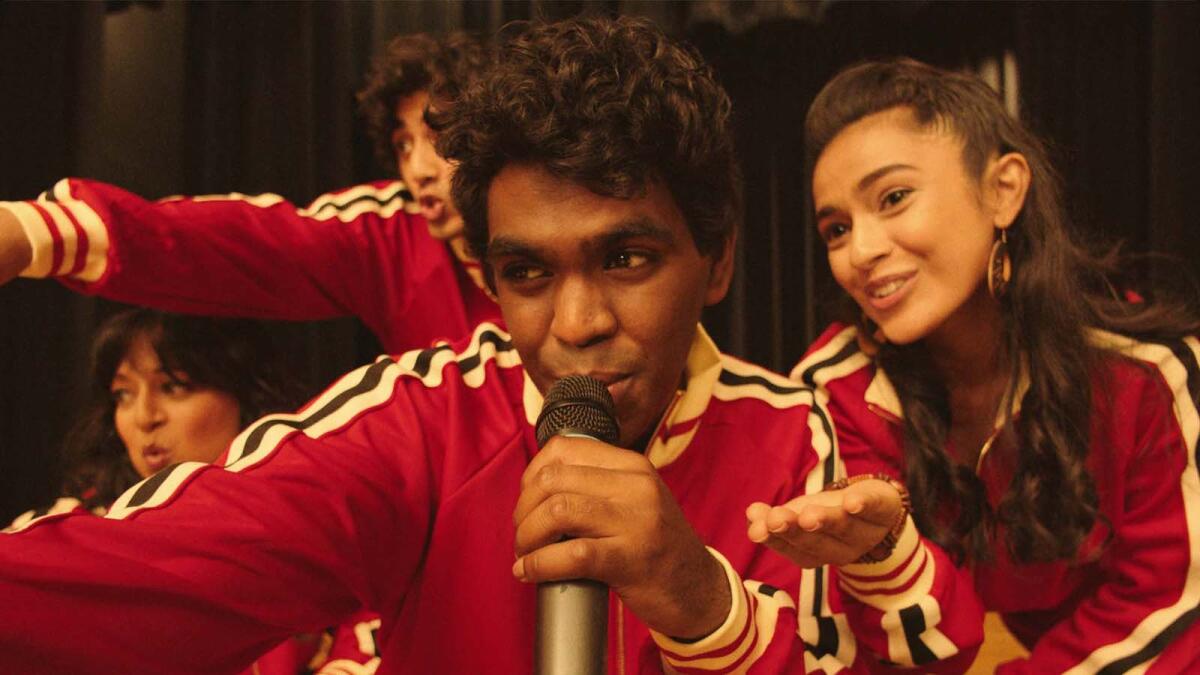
left=597, top=218, right=677, bottom=248
left=815, top=163, right=917, bottom=219
left=486, top=217, right=678, bottom=262
left=485, top=237, right=541, bottom=262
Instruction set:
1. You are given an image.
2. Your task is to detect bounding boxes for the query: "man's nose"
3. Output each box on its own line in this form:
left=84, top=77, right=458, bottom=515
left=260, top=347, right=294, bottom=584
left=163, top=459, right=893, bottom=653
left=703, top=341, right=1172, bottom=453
left=408, top=136, right=442, bottom=185
left=550, top=274, right=617, bottom=350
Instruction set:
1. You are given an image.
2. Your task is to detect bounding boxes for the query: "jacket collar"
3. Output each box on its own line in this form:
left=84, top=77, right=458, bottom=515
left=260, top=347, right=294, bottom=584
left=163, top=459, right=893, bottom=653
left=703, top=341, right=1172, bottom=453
left=865, top=348, right=1030, bottom=431
left=523, top=324, right=721, bottom=469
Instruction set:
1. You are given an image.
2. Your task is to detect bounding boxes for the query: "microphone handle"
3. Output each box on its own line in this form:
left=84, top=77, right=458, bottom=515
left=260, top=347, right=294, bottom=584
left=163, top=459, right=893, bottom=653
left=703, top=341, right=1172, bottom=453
left=535, top=430, right=609, bottom=674
left=535, top=578, right=608, bottom=675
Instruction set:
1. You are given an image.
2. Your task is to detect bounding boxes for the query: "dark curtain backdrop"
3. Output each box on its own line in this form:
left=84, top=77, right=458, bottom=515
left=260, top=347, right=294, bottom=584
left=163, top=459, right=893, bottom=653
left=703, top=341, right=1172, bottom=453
left=1, top=0, right=1197, bottom=521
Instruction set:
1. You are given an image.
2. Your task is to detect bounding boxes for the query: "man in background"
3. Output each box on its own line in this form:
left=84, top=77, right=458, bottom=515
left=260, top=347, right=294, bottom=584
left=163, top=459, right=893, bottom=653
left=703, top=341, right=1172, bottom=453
left=0, top=29, right=498, bottom=675
left=0, top=15, right=982, bottom=673
left=0, top=31, right=499, bottom=355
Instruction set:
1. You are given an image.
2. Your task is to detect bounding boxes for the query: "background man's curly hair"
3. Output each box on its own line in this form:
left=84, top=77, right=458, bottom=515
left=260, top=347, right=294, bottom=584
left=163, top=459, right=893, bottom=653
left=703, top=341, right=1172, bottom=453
left=435, top=15, right=742, bottom=267
left=356, top=31, right=490, bottom=172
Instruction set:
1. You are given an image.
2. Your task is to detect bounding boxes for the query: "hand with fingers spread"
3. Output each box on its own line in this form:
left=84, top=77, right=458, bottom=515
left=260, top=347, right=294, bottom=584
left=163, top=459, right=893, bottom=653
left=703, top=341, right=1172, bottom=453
left=512, top=435, right=731, bottom=641
left=745, top=475, right=908, bottom=568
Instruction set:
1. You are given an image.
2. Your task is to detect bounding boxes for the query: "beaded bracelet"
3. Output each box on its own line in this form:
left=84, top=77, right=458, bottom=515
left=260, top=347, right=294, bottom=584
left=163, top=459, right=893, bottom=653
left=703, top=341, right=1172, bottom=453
left=823, top=473, right=911, bottom=564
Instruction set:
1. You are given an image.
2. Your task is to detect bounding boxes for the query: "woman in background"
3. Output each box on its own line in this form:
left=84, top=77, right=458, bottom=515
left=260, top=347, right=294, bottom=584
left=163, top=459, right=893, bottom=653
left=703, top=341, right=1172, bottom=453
left=10, top=308, right=380, bottom=675
left=749, top=58, right=1200, bottom=673
left=57, top=309, right=305, bottom=514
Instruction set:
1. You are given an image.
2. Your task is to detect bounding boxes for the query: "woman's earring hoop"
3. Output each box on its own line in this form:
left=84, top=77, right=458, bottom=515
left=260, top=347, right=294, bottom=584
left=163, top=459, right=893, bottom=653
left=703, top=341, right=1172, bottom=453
left=988, top=228, right=1012, bottom=298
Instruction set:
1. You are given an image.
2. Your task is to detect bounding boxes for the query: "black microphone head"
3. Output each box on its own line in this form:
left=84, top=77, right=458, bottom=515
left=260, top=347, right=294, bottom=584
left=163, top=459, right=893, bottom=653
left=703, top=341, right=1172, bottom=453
left=535, top=375, right=620, bottom=448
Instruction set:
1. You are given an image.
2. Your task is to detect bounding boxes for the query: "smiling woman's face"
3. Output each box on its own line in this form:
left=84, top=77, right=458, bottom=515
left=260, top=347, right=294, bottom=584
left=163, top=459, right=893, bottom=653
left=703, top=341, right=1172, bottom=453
left=111, top=335, right=243, bottom=478
left=812, top=107, right=999, bottom=347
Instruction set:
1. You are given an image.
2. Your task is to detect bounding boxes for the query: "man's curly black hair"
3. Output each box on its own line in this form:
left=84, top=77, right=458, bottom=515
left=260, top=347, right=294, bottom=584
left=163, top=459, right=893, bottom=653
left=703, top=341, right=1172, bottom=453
left=356, top=31, right=490, bottom=172
left=435, top=15, right=742, bottom=264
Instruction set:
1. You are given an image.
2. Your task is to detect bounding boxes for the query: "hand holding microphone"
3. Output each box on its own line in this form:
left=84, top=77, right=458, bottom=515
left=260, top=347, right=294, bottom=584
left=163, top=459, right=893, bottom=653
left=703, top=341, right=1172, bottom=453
left=529, top=375, right=619, bottom=675
left=513, top=375, right=732, bottom=673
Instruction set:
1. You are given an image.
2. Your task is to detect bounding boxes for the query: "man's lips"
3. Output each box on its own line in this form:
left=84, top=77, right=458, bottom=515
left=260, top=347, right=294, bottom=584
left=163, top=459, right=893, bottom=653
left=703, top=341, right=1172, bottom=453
left=601, top=375, right=632, bottom=404
left=418, top=195, right=446, bottom=222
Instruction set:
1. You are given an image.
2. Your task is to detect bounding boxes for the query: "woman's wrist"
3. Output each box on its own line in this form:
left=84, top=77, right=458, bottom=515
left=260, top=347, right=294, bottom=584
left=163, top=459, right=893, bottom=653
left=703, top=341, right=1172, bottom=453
left=824, top=473, right=911, bottom=563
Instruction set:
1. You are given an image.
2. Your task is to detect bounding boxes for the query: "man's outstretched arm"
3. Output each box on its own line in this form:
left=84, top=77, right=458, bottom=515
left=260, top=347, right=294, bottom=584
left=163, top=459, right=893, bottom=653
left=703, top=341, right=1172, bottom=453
left=0, top=357, right=428, bottom=673
left=0, top=206, right=32, bottom=285
left=0, top=178, right=431, bottom=330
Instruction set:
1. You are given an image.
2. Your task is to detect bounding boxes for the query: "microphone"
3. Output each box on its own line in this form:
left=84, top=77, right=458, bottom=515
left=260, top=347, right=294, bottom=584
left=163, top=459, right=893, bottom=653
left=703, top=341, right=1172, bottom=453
left=533, top=375, right=620, bottom=675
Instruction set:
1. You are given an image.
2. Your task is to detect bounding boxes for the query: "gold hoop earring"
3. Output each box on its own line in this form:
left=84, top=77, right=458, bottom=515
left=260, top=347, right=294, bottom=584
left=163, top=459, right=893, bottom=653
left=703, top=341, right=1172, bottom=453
left=988, top=228, right=1012, bottom=298
left=856, top=313, right=887, bottom=357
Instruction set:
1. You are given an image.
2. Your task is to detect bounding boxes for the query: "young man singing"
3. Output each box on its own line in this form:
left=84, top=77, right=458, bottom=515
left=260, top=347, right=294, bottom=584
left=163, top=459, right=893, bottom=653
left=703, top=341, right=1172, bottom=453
left=0, top=17, right=980, bottom=674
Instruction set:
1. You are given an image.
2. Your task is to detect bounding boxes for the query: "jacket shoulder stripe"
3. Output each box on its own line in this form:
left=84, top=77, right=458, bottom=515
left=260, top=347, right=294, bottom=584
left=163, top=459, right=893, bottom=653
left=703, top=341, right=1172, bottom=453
left=1093, top=607, right=1200, bottom=675
left=304, top=182, right=408, bottom=213
left=456, top=329, right=515, bottom=376
left=1068, top=334, right=1200, bottom=673
left=411, top=344, right=455, bottom=379
left=715, top=356, right=812, bottom=410
left=717, top=369, right=807, bottom=396
left=792, top=333, right=872, bottom=394
left=301, top=182, right=415, bottom=222
left=103, top=323, right=520, bottom=523
left=791, top=326, right=858, bottom=382
left=393, top=324, right=519, bottom=390
left=236, top=357, right=397, bottom=464
left=229, top=323, right=517, bottom=471
left=186, top=183, right=413, bottom=223
left=107, top=461, right=208, bottom=518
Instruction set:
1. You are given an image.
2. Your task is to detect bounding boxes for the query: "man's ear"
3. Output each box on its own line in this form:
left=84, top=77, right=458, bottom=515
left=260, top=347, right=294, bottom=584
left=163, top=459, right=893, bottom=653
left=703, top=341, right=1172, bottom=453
left=987, top=152, right=1031, bottom=230
left=704, top=231, right=736, bottom=306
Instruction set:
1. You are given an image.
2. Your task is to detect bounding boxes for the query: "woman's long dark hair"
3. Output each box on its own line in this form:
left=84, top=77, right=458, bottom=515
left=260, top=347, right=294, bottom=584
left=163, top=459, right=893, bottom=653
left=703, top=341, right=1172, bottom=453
left=61, top=309, right=308, bottom=510
left=807, top=59, right=1200, bottom=563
